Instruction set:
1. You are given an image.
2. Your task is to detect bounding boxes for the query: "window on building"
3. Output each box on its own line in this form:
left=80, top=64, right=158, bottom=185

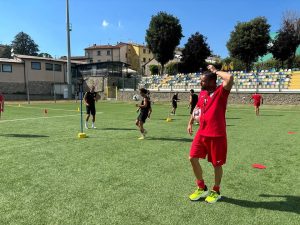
left=97, top=60, right=101, bottom=62
left=143, top=58, right=146, bottom=62
left=107, top=50, right=111, bottom=56
left=125, top=53, right=127, bottom=58
left=90, top=59, right=93, bottom=63
left=31, top=62, right=41, bottom=70
left=54, top=64, right=62, bottom=72
left=97, top=50, right=101, bottom=56
left=148, top=49, right=151, bottom=54
left=143, top=49, right=146, bottom=54
left=45, top=63, right=53, bottom=71
left=2, top=64, right=12, bottom=72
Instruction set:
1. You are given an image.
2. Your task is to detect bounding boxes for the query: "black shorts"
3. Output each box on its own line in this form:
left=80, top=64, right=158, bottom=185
left=137, top=112, right=148, bottom=123
left=172, top=102, right=177, bottom=108
left=86, top=105, right=96, bottom=116
left=190, top=105, right=196, bottom=115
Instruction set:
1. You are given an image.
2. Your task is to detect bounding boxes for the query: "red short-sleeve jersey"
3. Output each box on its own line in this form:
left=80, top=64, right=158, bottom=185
left=196, top=85, right=230, bottom=137
left=252, top=94, right=262, bottom=105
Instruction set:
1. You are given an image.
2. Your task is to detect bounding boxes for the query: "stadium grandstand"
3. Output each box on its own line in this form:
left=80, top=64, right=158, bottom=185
left=139, top=69, right=300, bottom=92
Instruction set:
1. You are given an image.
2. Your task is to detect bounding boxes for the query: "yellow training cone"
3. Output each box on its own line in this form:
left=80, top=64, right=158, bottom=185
left=77, top=107, right=80, bottom=112
left=166, top=117, right=172, bottom=122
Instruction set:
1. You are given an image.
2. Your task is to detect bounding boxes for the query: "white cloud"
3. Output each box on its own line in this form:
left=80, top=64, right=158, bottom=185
left=102, top=20, right=109, bottom=28
left=118, top=21, right=122, bottom=28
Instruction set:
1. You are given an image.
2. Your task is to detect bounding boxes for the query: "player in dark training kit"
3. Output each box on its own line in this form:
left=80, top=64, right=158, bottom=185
left=189, top=89, right=198, bottom=115
left=84, top=86, right=97, bottom=129
left=171, top=92, right=179, bottom=115
left=136, top=88, right=151, bottom=140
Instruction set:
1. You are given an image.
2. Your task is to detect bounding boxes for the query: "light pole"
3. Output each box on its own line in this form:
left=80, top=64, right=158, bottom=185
left=66, top=0, right=72, bottom=99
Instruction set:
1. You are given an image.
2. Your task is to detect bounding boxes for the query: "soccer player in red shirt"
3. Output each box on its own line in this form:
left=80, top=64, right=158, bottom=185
left=251, top=92, right=263, bottom=116
left=187, top=65, right=233, bottom=203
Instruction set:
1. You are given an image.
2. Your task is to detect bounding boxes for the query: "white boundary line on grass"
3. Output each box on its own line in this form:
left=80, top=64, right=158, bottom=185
left=0, top=114, right=79, bottom=123
left=6, top=105, right=79, bottom=112
left=0, top=112, right=103, bottom=123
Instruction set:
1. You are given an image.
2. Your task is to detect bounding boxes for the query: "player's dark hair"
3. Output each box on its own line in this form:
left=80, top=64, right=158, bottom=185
left=190, top=89, right=194, bottom=93
left=139, top=88, right=148, bottom=94
left=203, top=71, right=217, bottom=82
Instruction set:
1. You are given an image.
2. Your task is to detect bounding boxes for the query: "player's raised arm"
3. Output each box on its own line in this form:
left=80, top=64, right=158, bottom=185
left=207, top=65, right=233, bottom=91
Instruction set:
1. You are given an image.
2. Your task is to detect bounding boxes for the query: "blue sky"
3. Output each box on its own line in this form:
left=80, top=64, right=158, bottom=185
left=0, top=0, right=299, bottom=58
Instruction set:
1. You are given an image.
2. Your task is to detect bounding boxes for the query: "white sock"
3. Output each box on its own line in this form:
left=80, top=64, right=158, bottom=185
left=85, top=121, right=88, bottom=127
left=92, top=122, right=95, bottom=127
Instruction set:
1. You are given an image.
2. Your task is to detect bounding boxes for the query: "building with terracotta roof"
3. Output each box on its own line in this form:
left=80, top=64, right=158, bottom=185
left=84, top=42, right=154, bottom=74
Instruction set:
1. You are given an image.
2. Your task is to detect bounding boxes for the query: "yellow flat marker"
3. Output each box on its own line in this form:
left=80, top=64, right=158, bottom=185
left=166, top=117, right=172, bottom=122
left=77, top=132, right=87, bottom=138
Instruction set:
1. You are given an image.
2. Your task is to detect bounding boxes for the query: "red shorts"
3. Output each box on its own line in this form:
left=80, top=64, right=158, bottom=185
left=254, top=103, right=260, bottom=107
left=190, top=132, right=227, bottom=167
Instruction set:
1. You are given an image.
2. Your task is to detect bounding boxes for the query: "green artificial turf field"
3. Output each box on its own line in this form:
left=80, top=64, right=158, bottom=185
left=0, top=101, right=299, bottom=225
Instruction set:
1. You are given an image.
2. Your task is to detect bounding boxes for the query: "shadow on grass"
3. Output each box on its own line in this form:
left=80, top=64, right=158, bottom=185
left=222, top=194, right=300, bottom=214
left=173, top=115, right=189, bottom=117
left=226, top=125, right=235, bottom=127
left=259, top=115, right=284, bottom=117
left=147, top=137, right=192, bottom=142
left=0, top=134, right=49, bottom=138
left=226, top=118, right=242, bottom=120
left=102, top=128, right=136, bottom=131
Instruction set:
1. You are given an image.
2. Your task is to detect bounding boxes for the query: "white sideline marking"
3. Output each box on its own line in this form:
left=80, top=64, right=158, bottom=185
left=0, top=114, right=78, bottom=123
left=6, top=105, right=79, bottom=112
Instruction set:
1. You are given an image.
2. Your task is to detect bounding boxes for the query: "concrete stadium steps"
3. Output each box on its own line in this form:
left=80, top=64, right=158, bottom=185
left=289, top=71, right=300, bottom=89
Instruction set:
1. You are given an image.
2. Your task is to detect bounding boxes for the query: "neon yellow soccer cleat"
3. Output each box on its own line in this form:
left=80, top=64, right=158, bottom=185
left=205, top=190, right=221, bottom=204
left=189, top=186, right=209, bottom=201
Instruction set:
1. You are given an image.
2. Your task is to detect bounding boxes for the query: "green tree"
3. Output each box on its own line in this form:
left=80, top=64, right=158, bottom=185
left=270, top=12, right=300, bottom=68
left=165, top=62, right=179, bottom=75
left=11, top=32, right=39, bottom=56
left=182, top=32, right=211, bottom=73
left=149, top=65, right=160, bottom=75
left=227, top=17, right=270, bottom=71
left=146, top=12, right=183, bottom=74
left=222, top=57, right=247, bottom=71
left=0, top=45, right=12, bottom=58
left=38, top=53, right=52, bottom=58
